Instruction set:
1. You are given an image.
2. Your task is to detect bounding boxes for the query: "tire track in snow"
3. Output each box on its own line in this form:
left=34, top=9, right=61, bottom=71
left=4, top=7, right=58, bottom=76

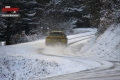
left=36, top=33, right=120, bottom=80
left=68, top=34, right=94, bottom=40
left=68, top=35, right=93, bottom=45
left=36, top=61, right=120, bottom=80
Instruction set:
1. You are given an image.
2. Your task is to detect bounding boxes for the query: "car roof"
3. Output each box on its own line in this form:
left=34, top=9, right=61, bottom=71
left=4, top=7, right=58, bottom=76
left=50, top=31, right=63, bottom=33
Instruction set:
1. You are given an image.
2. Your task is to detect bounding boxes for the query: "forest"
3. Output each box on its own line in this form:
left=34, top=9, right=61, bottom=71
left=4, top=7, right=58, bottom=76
left=0, top=0, right=119, bottom=45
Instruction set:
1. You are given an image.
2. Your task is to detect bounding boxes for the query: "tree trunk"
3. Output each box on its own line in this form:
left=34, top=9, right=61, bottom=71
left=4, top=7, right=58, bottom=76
left=6, top=17, right=11, bottom=45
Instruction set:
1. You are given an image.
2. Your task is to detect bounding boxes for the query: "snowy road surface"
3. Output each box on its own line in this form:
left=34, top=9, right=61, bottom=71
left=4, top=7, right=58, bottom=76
left=0, top=31, right=99, bottom=80
left=35, top=59, right=120, bottom=80
left=34, top=29, right=120, bottom=80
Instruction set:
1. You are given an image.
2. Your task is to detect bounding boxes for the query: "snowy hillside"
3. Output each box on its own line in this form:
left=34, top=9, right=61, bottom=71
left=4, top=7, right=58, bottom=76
left=79, top=24, right=120, bottom=60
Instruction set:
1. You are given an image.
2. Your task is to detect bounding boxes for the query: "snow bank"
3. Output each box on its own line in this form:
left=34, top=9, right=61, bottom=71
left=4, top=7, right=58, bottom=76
left=0, top=53, right=61, bottom=80
left=78, top=24, right=120, bottom=60
left=0, top=41, right=5, bottom=46
left=73, top=28, right=97, bottom=34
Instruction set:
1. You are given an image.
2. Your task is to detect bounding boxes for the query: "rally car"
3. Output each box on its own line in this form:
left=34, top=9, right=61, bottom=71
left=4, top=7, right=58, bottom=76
left=46, top=31, right=67, bottom=46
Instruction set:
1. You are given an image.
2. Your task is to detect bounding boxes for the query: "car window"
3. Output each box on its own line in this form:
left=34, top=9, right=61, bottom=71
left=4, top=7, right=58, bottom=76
left=49, top=32, right=63, bottom=36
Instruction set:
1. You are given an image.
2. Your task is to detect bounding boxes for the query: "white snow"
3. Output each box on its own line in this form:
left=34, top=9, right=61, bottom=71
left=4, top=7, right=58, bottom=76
left=0, top=26, right=119, bottom=80
left=67, top=31, right=96, bottom=39
left=78, top=24, right=120, bottom=60
left=73, top=28, right=97, bottom=34
left=0, top=30, right=98, bottom=80
left=0, top=41, right=5, bottom=46
left=63, top=7, right=83, bottom=13
left=26, top=12, right=36, bottom=17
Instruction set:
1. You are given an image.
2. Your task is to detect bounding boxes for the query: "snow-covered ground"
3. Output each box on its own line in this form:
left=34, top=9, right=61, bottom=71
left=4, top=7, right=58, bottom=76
left=73, top=28, right=97, bottom=34
left=35, top=24, right=120, bottom=80
left=0, top=29, right=98, bottom=80
left=0, top=26, right=119, bottom=80
left=78, top=24, right=120, bottom=60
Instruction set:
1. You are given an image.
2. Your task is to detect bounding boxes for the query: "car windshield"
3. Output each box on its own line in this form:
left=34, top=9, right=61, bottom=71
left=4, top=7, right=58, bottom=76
left=49, top=32, right=63, bottom=36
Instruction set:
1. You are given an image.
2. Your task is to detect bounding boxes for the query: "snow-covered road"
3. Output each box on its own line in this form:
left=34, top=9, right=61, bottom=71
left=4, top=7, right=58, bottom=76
left=35, top=50, right=120, bottom=80
left=0, top=31, right=98, bottom=80
left=36, top=48, right=120, bottom=80
left=1, top=27, right=119, bottom=80
left=36, top=60, right=120, bottom=80
left=34, top=29, right=120, bottom=80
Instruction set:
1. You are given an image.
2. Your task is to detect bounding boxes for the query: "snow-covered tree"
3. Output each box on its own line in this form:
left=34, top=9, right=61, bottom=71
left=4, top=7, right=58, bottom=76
left=97, top=0, right=120, bottom=36
left=0, top=0, right=43, bottom=44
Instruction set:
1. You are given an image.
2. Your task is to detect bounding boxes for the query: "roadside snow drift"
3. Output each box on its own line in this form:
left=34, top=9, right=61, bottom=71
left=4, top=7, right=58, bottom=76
left=0, top=53, right=61, bottom=80
left=73, top=28, right=97, bottom=34
left=79, top=24, right=120, bottom=60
